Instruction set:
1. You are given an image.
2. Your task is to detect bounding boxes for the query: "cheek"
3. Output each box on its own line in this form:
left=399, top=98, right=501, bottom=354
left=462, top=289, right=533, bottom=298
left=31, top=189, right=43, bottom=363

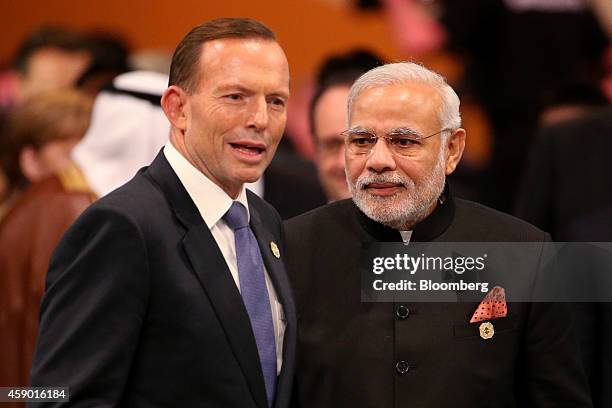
left=269, top=112, right=287, bottom=141
left=318, top=157, right=334, bottom=173
left=184, top=131, right=214, bottom=163
left=331, top=152, right=346, bottom=171
left=398, top=154, right=438, bottom=179
left=190, top=101, right=233, bottom=133
left=39, top=140, right=78, bottom=168
left=345, top=157, right=366, bottom=182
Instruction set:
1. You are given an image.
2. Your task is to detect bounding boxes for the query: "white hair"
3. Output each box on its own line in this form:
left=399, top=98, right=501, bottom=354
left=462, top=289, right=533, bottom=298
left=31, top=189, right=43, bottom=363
left=347, top=62, right=461, bottom=132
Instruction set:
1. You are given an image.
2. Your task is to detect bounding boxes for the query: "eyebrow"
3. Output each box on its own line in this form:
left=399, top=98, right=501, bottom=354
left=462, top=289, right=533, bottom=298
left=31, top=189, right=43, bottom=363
left=347, top=126, right=374, bottom=133
left=268, top=90, right=290, bottom=101
left=347, top=126, right=423, bottom=137
left=213, top=84, right=253, bottom=97
left=215, top=84, right=289, bottom=100
left=388, top=127, right=422, bottom=137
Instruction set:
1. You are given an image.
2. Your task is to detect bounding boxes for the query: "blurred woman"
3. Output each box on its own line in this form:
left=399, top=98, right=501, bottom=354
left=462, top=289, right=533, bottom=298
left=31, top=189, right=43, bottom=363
left=0, top=89, right=93, bottom=219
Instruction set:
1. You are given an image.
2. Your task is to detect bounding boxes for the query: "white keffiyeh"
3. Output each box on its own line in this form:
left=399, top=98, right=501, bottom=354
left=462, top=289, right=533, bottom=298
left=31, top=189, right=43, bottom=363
left=71, top=71, right=170, bottom=197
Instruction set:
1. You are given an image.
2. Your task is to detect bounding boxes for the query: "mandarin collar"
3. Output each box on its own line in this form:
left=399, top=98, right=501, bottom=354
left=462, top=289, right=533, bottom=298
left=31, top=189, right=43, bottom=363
left=354, top=184, right=455, bottom=242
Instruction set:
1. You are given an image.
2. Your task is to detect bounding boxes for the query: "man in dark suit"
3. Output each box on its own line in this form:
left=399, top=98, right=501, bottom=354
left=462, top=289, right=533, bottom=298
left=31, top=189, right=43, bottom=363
left=515, top=106, right=612, bottom=240
left=567, top=209, right=612, bottom=408
left=515, top=107, right=612, bottom=241
left=515, top=109, right=612, bottom=408
left=285, top=62, right=591, bottom=407
left=29, top=18, right=296, bottom=408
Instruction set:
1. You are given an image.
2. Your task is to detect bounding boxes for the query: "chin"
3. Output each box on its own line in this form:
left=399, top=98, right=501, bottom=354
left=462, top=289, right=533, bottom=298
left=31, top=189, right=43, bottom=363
left=353, top=189, right=423, bottom=229
left=236, top=169, right=265, bottom=184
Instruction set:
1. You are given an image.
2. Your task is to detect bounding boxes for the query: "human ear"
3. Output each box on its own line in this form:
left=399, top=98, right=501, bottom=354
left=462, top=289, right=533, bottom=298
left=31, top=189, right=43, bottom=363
left=161, top=85, right=189, bottom=132
left=19, top=146, right=44, bottom=182
left=444, top=128, right=466, bottom=175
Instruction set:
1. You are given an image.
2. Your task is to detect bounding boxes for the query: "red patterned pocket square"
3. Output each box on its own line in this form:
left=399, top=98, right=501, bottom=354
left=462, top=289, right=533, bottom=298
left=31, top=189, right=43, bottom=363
left=470, top=286, right=507, bottom=323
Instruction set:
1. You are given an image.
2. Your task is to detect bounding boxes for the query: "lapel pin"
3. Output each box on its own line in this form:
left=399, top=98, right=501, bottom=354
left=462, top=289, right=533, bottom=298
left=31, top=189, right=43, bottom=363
left=270, top=241, right=280, bottom=259
left=479, top=322, right=494, bottom=340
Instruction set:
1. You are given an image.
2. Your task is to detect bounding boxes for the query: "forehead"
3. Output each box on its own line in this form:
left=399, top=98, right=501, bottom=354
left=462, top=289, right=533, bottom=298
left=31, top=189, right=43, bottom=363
left=197, top=38, right=290, bottom=92
left=26, top=48, right=90, bottom=85
left=314, top=86, right=350, bottom=132
left=315, top=85, right=350, bottom=115
left=350, top=82, right=442, bottom=131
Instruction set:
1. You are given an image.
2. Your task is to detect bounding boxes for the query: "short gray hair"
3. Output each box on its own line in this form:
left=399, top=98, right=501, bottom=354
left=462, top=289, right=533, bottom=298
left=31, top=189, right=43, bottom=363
left=347, top=62, right=461, bottom=132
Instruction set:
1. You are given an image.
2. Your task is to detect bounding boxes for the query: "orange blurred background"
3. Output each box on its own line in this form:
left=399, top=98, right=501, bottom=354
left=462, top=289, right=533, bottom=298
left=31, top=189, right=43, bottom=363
left=2, top=0, right=403, bottom=86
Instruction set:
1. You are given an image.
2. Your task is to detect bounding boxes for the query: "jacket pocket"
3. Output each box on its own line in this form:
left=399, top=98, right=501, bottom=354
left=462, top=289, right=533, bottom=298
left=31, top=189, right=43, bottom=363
left=453, top=315, right=517, bottom=339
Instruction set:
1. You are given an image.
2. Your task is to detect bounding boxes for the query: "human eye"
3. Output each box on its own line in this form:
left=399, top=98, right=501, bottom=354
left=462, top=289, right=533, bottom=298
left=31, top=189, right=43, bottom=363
left=349, top=132, right=375, bottom=146
left=391, top=135, right=419, bottom=147
left=223, top=93, right=245, bottom=102
left=267, top=96, right=287, bottom=110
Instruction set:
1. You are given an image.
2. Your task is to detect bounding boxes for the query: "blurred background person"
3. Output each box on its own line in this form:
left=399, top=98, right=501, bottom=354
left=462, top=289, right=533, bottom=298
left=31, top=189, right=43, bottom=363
left=514, top=102, right=612, bottom=408
left=567, top=206, right=612, bottom=408
left=68, top=71, right=169, bottom=197
left=0, top=70, right=169, bottom=392
left=0, top=25, right=130, bottom=225
left=0, top=25, right=131, bottom=113
left=442, top=0, right=610, bottom=210
left=261, top=143, right=327, bottom=218
left=10, top=26, right=92, bottom=107
left=0, top=89, right=93, bottom=220
left=128, top=49, right=172, bottom=76
left=309, top=49, right=383, bottom=202
left=75, top=32, right=130, bottom=96
left=515, top=102, right=611, bottom=240
left=378, top=0, right=610, bottom=210
left=0, top=112, right=10, bottom=217
left=538, top=81, right=610, bottom=127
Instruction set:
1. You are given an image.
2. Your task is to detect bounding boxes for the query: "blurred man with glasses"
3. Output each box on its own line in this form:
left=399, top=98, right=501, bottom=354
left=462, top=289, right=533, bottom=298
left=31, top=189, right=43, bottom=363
left=284, top=62, right=591, bottom=407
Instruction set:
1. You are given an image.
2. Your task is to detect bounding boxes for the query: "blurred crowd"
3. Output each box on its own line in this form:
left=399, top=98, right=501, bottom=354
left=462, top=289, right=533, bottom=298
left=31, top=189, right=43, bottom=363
left=0, top=0, right=611, bottom=406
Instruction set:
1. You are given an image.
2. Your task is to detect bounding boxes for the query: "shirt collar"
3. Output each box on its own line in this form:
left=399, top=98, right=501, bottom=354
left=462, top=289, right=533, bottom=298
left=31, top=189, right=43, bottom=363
left=163, top=142, right=249, bottom=229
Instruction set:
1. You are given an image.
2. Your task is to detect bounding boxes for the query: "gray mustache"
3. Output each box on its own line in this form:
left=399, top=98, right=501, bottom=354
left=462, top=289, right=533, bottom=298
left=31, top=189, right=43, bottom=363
left=355, top=173, right=413, bottom=190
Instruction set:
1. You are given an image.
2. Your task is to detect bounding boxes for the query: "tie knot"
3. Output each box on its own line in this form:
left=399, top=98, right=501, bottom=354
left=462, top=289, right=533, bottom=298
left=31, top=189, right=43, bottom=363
left=223, top=201, right=249, bottom=230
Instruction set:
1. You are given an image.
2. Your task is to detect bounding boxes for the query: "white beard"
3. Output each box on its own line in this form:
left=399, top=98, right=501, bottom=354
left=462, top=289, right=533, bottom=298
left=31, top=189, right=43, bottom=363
left=348, top=149, right=446, bottom=230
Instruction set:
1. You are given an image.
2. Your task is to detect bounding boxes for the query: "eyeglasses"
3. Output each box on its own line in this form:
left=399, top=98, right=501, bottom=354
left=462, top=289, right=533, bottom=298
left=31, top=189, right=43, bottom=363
left=342, top=127, right=450, bottom=156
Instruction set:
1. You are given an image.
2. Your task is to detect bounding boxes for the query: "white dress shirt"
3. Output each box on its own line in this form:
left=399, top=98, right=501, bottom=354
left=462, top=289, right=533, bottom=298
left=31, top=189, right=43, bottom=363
left=400, top=230, right=413, bottom=244
left=164, top=142, right=285, bottom=374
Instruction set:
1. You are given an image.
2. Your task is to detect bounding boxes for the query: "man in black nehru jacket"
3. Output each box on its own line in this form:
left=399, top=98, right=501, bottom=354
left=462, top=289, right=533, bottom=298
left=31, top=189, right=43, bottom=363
left=284, top=61, right=591, bottom=407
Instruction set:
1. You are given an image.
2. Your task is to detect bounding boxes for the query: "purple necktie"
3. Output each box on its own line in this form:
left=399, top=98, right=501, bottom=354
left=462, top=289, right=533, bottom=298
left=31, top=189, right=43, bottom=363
left=223, top=201, right=277, bottom=407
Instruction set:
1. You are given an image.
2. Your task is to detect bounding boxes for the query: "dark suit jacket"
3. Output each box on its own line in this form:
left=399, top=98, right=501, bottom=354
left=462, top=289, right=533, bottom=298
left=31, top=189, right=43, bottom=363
left=515, top=107, right=612, bottom=240
left=515, top=108, right=612, bottom=408
left=263, top=143, right=327, bottom=220
left=567, top=209, right=612, bottom=408
left=285, top=190, right=591, bottom=407
left=29, top=152, right=297, bottom=408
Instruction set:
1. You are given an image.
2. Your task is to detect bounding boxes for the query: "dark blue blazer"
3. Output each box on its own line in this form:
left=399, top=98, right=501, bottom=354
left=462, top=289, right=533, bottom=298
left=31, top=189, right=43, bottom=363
left=29, top=151, right=297, bottom=408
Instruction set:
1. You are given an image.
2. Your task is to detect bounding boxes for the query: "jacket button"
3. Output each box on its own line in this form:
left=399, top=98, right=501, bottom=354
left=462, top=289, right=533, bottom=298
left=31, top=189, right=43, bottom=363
left=395, top=360, right=410, bottom=375
left=396, top=305, right=410, bottom=319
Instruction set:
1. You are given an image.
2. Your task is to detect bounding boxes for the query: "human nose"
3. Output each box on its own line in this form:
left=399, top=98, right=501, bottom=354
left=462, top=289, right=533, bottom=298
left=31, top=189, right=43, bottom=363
left=366, top=136, right=396, bottom=173
left=247, top=96, right=268, bottom=131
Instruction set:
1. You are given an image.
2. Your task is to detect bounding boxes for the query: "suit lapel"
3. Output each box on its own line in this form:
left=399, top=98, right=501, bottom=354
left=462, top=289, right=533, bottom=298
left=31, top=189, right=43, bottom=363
left=146, top=151, right=268, bottom=408
left=182, top=229, right=268, bottom=408
left=249, top=206, right=290, bottom=311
